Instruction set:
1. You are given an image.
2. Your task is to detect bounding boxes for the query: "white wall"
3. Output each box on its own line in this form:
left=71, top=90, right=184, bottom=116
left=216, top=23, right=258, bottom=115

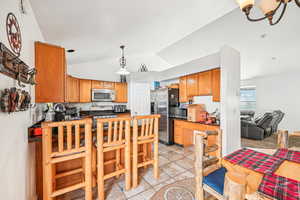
left=241, top=71, right=300, bottom=132
left=0, top=0, right=44, bottom=199
left=220, top=46, right=241, bottom=155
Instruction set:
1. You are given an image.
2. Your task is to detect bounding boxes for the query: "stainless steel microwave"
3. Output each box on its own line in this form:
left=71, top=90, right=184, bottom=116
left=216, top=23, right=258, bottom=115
left=92, top=89, right=115, bottom=102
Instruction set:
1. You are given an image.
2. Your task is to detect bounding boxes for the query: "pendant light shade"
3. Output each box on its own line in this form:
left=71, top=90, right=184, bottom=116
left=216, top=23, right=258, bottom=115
left=116, top=67, right=130, bottom=75
left=116, top=45, right=130, bottom=75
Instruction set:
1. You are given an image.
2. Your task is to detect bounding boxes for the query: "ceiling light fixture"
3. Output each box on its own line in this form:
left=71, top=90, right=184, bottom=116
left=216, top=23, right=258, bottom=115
left=116, top=45, right=130, bottom=75
left=236, top=0, right=300, bottom=25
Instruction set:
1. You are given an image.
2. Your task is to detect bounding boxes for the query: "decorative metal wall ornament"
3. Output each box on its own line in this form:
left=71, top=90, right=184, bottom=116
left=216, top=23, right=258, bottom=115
left=0, top=87, right=31, bottom=113
left=0, top=43, right=36, bottom=87
left=138, top=63, right=148, bottom=72
left=6, top=13, right=22, bottom=56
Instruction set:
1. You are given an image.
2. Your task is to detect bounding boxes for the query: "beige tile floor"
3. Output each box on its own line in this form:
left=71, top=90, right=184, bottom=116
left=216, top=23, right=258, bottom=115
left=105, top=143, right=195, bottom=200
left=68, top=143, right=196, bottom=200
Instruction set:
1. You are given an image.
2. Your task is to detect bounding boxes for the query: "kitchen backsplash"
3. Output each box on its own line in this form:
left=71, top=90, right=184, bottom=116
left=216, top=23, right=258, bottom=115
left=193, top=96, right=220, bottom=113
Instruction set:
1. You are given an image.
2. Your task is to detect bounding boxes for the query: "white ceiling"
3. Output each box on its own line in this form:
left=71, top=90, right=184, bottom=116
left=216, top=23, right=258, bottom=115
left=29, top=0, right=236, bottom=71
left=29, top=0, right=300, bottom=80
left=158, top=4, right=300, bottom=80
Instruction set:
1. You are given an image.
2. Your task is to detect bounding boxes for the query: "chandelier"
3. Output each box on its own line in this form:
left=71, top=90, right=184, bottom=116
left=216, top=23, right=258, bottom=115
left=116, top=45, right=130, bottom=75
left=236, top=0, right=300, bottom=25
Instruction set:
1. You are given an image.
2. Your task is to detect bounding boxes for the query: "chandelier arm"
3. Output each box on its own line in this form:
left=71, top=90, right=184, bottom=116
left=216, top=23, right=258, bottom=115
left=270, top=3, right=287, bottom=25
left=295, top=0, right=300, bottom=7
left=245, top=1, right=282, bottom=22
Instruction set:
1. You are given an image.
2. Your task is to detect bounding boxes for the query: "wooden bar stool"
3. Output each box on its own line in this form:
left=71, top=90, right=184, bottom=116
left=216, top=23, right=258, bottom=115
left=41, top=118, right=93, bottom=200
left=132, top=114, right=160, bottom=188
left=96, top=117, right=131, bottom=200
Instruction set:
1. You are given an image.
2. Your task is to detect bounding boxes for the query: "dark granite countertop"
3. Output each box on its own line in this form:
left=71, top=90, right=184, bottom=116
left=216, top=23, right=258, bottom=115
left=80, top=110, right=131, bottom=117
left=172, top=118, right=220, bottom=127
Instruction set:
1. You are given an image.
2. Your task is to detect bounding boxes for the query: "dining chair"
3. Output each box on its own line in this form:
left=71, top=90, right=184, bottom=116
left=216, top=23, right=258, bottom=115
left=132, top=114, right=160, bottom=188
left=96, top=117, right=131, bottom=200
left=195, top=129, right=227, bottom=200
left=278, top=130, right=300, bottom=149
left=41, top=118, right=93, bottom=200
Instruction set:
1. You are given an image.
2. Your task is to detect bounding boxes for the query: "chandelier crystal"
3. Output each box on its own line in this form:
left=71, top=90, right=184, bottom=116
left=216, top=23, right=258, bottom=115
left=236, top=0, right=300, bottom=25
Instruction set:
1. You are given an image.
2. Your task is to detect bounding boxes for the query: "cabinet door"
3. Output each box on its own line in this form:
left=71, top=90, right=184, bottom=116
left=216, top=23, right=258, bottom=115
left=186, top=74, right=198, bottom=99
left=174, top=126, right=183, bottom=145
left=183, top=128, right=194, bottom=147
left=212, top=68, right=221, bottom=102
left=35, top=42, right=66, bottom=103
left=198, top=70, right=212, bottom=96
left=92, top=80, right=115, bottom=89
left=79, top=79, right=92, bottom=102
left=115, top=82, right=128, bottom=103
left=179, top=76, right=188, bottom=102
left=102, top=81, right=115, bottom=89
left=66, top=76, right=79, bottom=102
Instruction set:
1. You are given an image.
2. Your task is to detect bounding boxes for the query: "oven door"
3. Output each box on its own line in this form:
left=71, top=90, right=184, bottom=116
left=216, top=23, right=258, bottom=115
left=92, top=89, right=115, bottom=102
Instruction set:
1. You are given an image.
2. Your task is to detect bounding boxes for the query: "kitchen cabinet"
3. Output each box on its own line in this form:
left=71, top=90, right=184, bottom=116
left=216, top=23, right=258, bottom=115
left=186, top=74, right=198, bottom=100
left=115, top=82, right=128, bottom=103
left=179, top=76, right=188, bottom=102
left=66, top=76, right=80, bottom=102
left=198, top=70, right=212, bottom=96
left=173, top=119, right=219, bottom=149
left=92, top=80, right=115, bottom=90
left=79, top=79, right=92, bottom=102
left=212, top=68, right=221, bottom=102
left=35, top=42, right=66, bottom=103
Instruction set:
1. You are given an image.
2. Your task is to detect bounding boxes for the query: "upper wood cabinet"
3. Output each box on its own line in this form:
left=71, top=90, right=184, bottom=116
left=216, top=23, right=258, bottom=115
left=35, top=42, right=66, bottom=103
left=212, top=68, right=221, bottom=102
left=179, top=76, right=188, bottom=102
left=115, top=82, right=128, bottom=103
left=79, top=79, right=92, bottom=102
left=198, top=70, right=212, bottom=96
left=92, top=80, right=115, bottom=90
left=186, top=74, right=198, bottom=99
left=66, top=76, right=80, bottom=102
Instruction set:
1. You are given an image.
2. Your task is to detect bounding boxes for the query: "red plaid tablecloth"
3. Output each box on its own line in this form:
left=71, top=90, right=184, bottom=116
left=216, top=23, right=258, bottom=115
left=258, top=173, right=300, bottom=200
left=224, top=148, right=284, bottom=174
left=274, top=149, right=300, bottom=164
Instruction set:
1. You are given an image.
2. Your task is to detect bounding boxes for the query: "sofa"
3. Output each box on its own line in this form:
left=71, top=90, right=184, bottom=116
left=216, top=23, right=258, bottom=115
left=241, top=110, right=284, bottom=140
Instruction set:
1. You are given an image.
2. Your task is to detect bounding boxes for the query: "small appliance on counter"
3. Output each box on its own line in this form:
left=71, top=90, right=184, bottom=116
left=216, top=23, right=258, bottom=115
left=187, top=104, right=207, bottom=122
left=114, top=105, right=127, bottom=113
left=53, top=103, right=66, bottom=121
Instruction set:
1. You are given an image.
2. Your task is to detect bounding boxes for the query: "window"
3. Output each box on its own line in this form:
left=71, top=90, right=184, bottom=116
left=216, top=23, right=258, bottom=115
left=240, top=87, right=256, bottom=111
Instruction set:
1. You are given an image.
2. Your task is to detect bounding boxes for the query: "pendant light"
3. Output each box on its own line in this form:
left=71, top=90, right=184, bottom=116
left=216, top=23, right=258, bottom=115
left=116, top=45, right=130, bottom=75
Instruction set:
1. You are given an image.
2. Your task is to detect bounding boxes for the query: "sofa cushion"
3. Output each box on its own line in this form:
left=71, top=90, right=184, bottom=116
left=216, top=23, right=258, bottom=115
left=203, top=167, right=227, bottom=195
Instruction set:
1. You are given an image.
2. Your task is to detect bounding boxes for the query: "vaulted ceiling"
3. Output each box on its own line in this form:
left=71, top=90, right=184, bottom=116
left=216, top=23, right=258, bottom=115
left=29, top=0, right=236, bottom=71
left=29, top=0, right=300, bottom=80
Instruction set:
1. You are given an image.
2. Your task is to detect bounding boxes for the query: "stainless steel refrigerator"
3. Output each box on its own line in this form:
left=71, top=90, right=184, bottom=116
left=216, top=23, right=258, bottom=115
left=151, top=88, right=179, bottom=145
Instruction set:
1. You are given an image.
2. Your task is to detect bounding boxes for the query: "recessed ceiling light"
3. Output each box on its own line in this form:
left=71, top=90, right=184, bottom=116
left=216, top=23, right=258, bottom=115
left=260, top=34, right=267, bottom=38
left=67, top=49, right=75, bottom=53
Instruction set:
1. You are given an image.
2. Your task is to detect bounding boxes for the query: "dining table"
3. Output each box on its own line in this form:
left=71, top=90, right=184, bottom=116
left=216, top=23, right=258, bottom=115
left=222, top=148, right=300, bottom=200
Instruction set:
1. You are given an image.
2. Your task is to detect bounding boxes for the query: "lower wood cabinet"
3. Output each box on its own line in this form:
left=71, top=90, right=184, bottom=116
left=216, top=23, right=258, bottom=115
left=174, top=119, right=219, bottom=148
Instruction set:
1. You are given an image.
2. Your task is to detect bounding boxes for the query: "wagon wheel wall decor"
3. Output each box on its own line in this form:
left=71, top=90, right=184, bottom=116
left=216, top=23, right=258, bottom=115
left=6, top=13, right=22, bottom=57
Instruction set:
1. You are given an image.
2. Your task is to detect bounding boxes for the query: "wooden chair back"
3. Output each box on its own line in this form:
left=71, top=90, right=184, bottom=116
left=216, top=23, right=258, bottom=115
left=42, top=118, right=92, bottom=158
left=132, top=114, right=160, bottom=188
left=134, top=115, right=160, bottom=140
left=96, top=117, right=132, bottom=200
left=42, top=118, right=93, bottom=200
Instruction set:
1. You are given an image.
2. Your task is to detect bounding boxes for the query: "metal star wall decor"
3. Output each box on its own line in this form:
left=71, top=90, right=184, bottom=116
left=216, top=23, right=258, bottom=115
left=6, top=12, right=22, bottom=56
